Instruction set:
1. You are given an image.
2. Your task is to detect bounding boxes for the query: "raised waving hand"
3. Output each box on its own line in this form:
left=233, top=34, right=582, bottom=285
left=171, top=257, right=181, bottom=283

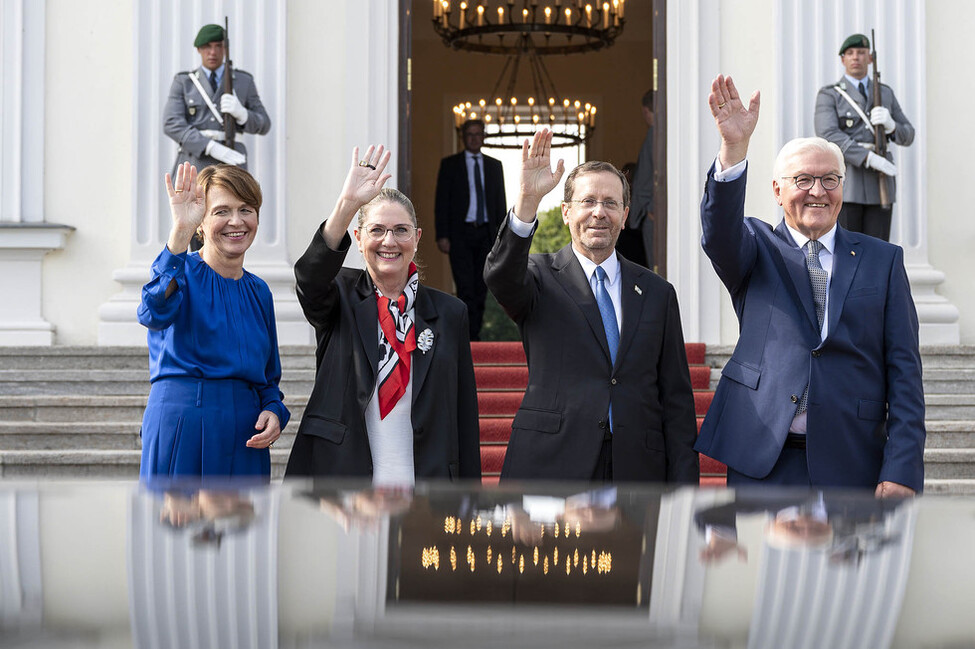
left=321, top=145, right=393, bottom=249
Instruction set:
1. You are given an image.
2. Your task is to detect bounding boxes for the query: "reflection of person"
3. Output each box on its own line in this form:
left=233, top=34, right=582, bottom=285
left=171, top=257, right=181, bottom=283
left=814, top=33, right=914, bottom=242
left=160, top=489, right=256, bottom=546
left=484, top=130, right=699, bottom=483
left=138, top=163, right=289, bottom=478
left=163, top=24, right=271, bottom=175
left=695, top=75, right=925, bottom=496
left=626, top=89, right=655, bottom=268
left=695, top=491, right=904, bottom=564
left=284, top=146, right=481, bottom=484
left=434, top=119, right=507, bottom=340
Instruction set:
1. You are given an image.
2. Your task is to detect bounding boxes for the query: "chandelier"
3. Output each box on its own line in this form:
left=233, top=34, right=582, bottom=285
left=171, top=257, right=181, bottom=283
left=433, top=0, right=626, bottom=55
left=451, top=41, right=595, bottom=149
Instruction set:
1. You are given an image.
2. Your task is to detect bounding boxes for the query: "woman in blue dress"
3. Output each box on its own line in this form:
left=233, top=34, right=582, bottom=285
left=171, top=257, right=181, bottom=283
left=138, top=162, right=290, bottom=478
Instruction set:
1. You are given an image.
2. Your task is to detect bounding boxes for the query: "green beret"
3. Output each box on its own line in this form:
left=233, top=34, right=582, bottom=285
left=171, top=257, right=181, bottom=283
left=194, top=24, right=224, bottom=48
left=839, top=33, right=870, bottom=55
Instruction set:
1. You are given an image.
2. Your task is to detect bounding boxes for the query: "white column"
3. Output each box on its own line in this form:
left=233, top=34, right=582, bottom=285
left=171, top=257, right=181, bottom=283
left=666, top=0, right=724, bottom=344
left=97, top=0, right=310, bottom=345
left=0, top=0, right=72, bottom=345
left=776, top=0, right=957, bottom=344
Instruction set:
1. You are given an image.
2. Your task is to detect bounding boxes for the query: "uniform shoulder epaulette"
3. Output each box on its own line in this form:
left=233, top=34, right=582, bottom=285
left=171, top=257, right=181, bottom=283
left=233, top=68, right=254, bottom=80
left=176, top=70, right=192, bottom=77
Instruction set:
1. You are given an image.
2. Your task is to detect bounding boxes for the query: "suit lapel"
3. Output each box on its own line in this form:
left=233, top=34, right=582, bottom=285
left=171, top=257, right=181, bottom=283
left=411, top=287, right=437, bottom=402
left=825, top=227, right=861, bottom=340
left=552, top=246, right=612, bottom=364
left=616, top=258, right=644, bottom=370
left=353, top=272, right=380, bottom=389
left=773, top=221, right=821, bottom=333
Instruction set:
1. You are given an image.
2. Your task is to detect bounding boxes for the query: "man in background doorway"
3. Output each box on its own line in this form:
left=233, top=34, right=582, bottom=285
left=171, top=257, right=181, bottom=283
left=624, top=89, right=655, bottom=269
left=435, top=119, right=507, bottom=340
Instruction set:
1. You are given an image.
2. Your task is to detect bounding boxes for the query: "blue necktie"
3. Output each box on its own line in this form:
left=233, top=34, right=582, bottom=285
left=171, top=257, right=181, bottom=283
left=209, top=70, right=218, bottom=93
left=594, top=267, right=619, bottom=364
left=473, top=155, right=486, bottom=225
left=594, top=266, right=619, bottom=432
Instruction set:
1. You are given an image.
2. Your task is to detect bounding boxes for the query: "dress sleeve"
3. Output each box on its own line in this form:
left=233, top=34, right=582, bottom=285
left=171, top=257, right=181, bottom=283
left=138, top=246, right=188, bottom=331
left=256, top=286, right=291, bottom=429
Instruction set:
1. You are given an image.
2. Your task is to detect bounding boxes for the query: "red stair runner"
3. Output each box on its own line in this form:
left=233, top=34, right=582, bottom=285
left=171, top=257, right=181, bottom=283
left=472, top=341, right=726, bottom=486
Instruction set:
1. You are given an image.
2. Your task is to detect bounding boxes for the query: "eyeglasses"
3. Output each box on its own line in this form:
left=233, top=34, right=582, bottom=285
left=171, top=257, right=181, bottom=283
left=781, top=174, right=843, bottom=191
left=566, top=198, right=624, bottom=213
left=364, top=224, right=416, bottom=242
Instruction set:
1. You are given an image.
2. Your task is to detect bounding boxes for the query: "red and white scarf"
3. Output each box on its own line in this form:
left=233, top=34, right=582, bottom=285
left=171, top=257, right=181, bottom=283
left=375, top=263, right=419, bottom=419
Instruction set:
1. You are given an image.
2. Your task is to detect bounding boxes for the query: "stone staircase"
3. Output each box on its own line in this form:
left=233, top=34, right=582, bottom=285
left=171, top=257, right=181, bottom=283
left=1, top=345, right=974, bottom=493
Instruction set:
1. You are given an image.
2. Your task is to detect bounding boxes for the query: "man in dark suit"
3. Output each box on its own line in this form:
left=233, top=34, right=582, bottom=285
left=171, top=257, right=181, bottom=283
left=484, top=130, right=699, bottom=483
left=435, top=119, right=507, bottom=340
left=695, top=75, right=925, bottom=496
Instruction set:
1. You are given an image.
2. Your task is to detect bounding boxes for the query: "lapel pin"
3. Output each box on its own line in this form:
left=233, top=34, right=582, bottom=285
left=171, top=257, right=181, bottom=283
left=851, top=251, right=856, bottom=256
left=417, top=328, right=434, bottom=354
left=634, top=285, right=642, bottom=295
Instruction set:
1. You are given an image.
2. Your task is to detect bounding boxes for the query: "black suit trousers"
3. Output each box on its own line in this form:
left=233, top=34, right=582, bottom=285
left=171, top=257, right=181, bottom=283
left=448, top=223, right=492, bottom=340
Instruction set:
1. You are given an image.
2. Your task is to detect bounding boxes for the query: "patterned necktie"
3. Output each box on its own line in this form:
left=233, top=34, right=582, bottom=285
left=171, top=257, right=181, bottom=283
left=209, top=70, right=218, bottom=92
left=594, top=266, right=619, bottom=431
left=797, top=240, right=827, bottom=415
left=858, top=81, right=868, bottom=101
left=805, top=240, right=827, bottom=330
left=473, top=155, right=486, bottom=225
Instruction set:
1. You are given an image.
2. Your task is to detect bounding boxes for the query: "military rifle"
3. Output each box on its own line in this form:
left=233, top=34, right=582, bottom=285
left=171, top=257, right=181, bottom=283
left=222, top=17, right=236, bottom=149
left=871, top=29, right=891, bottom=208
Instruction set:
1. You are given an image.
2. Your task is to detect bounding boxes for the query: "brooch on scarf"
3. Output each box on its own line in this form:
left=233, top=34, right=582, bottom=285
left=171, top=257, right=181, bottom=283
left=417, top=328, right=434, bottom=354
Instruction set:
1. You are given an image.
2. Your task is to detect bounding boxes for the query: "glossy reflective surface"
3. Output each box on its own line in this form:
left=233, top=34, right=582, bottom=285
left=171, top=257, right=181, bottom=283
left=0, top=480, right=973, bottom=648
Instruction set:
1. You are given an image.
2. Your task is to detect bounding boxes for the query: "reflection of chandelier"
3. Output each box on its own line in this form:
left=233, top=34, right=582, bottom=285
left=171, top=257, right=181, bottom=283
left=433, top=0, right=626, bottom=55
left=451, top=36, right=596, bottom=149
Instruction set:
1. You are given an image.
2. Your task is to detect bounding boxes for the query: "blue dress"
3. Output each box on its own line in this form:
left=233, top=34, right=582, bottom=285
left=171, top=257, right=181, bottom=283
left=138, top=247, right=290, bottom=479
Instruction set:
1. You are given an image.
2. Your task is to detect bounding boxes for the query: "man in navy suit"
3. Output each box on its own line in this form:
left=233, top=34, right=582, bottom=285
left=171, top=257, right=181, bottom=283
left=435, top=119, right=507, bottom=340
left=695, top=75, right=925, bottom=497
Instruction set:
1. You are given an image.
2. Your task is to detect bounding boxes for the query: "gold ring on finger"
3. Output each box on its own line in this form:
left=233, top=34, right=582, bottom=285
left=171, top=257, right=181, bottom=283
left=175, top=190, right=184, bottom=193
left=717, top=102, right=727, bottom=109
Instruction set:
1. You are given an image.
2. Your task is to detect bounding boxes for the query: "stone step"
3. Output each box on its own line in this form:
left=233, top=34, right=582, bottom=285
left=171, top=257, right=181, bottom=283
left=0, top=369, right=318, bottom=397
left=0, top=395, right=308, bottom=424
left=921, top=479, right=975, bottom=495
left=0, top=449, right=293, bottom=479
left=924, top=421, right=975, bottom=449
left=0, top=421, right=298, bottom=451
left=924, top=395, right=975, bottom=420
left=921, top=368, right=975, bottom=394
left=922, top=448, right=975, bottom=479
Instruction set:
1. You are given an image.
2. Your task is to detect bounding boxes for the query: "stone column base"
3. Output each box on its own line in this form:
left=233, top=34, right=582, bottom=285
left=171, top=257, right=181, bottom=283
left=0, top=224, right=74, bottom=346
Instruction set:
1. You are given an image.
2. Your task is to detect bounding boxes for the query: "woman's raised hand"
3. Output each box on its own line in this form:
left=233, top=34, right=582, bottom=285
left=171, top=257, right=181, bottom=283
left=321, top=145, right=393, bottom=249
left=341, top=145, right=392, bottom=208
left=165, top=162, right=206, bottom=253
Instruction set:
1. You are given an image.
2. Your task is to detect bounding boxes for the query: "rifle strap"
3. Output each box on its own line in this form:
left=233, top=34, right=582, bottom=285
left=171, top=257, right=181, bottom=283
left=833, top=84, right=872, bottom=128
left=190, top=70, right=225, bottom=127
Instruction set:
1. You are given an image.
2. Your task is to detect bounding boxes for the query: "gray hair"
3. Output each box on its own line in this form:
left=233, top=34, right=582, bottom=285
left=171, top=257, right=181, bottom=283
left=357, top=188, right=417, bottom=229
left=773, top=137, right=846, bottom=179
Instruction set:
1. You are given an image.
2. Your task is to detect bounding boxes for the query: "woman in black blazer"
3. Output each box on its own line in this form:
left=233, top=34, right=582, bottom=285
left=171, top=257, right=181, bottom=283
left=285, top=145, right=481, bottom=484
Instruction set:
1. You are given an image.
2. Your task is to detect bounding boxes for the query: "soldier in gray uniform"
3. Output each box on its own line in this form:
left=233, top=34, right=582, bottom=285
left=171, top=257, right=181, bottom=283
left=163, top=24, right=271, bottom=176
left=814, top=33, right=914, bottom=242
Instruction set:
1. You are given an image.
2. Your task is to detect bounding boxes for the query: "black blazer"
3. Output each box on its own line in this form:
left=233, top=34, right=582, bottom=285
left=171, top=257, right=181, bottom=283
left=434, top=151, right=506, bottom=241
left=284, top=228, right=482, bottom=480
left=484, top=218, right=700, bottom=483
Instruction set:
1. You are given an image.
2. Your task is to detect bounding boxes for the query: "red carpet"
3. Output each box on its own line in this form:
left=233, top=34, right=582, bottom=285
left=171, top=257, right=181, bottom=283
left=472, top=342, right=727, bottom=485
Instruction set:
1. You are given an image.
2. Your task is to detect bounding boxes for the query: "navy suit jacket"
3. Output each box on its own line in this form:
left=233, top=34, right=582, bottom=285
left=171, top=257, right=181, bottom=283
left=434, top=151, right=506, bottom=241
left=695, top=165, right=925, bottom=491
